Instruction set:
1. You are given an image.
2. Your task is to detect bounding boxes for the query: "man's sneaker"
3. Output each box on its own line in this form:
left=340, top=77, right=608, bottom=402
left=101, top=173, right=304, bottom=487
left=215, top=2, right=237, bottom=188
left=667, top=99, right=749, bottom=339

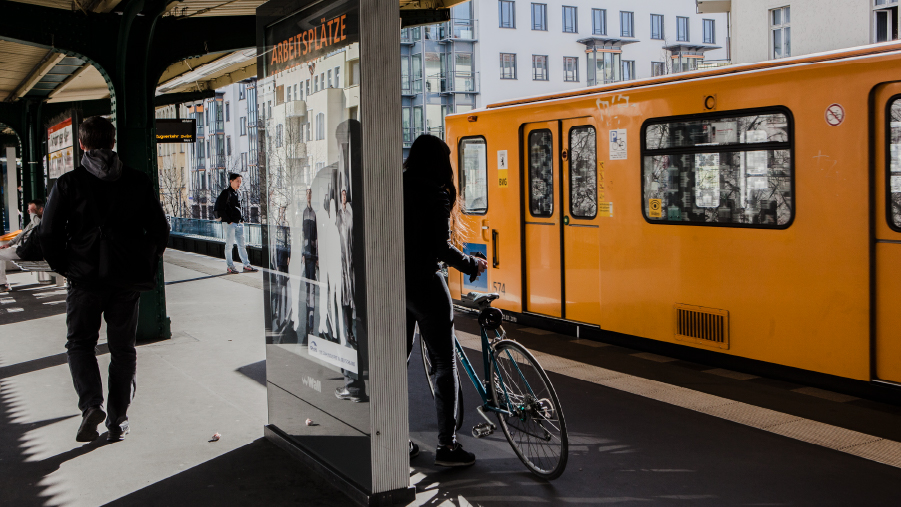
left=227, top=267, right=240, bottom=274
left=410, top=440, right=420, bottom=460
left=434, top=443, right=475, bottom=467
left=107, top=426, right=130, bottom=442
left=334, top=387, right=369, bottom=403
left=0, top=284, right=10, bottom=293
left=243, top=265, right=259, bottom=273
left=75, top=406, right=106, bottom=442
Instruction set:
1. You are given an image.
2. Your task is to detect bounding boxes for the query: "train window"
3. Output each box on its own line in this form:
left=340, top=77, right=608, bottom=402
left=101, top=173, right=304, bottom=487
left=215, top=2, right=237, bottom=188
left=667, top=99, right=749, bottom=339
left=888, top=98, right=901, bottom=229
left=529, top=129, right=554, bottom=217
left=569, top=126, right=597, bottom=218
left=459, top=137, right=488, bottom=214
left=642, top=109, right=793, bottom=228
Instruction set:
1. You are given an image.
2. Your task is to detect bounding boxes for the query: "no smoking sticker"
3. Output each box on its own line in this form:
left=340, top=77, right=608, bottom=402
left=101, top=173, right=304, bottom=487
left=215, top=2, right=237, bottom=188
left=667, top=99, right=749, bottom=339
left=825, top=104, right=845, bottom=127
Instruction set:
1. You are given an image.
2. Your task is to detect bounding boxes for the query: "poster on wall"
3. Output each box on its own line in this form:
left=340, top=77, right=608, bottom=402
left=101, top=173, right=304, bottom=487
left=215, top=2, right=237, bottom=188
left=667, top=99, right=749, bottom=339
left=47, top=117, right=78, bottom=180
left=260, top=0, right=371, bottom=488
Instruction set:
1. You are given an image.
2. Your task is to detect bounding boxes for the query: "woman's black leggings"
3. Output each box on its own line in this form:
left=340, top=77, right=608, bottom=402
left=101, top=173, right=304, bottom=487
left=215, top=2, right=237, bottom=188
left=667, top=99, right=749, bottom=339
left=406, top=271, right=459, bottom=447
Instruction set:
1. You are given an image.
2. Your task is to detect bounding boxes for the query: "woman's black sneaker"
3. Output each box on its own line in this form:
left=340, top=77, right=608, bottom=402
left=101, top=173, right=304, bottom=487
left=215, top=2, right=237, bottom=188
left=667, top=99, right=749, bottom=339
left=410, top=440, right=420, bottom=460
left=434, top=443, right=475, bottom=467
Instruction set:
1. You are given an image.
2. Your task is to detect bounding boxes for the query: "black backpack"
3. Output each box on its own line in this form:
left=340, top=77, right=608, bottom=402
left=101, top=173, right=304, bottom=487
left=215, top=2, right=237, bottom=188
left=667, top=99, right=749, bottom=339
left=213, top=189, right=226, bottom=221
left=80, top=168, right=161, bottom=292
left=15, top=226, right=43, bottom=261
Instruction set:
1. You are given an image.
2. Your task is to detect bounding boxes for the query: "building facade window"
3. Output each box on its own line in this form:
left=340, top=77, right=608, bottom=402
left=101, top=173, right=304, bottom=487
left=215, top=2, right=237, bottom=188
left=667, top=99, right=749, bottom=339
left=620, top=11, right=634, bottom=37
left=592, top=9, right=606, bottom=35
left=563, top=6, right=577, bottom=33
left=226, top=136, right=232, bottom=156
left=315, top=112, right=325, bottom=140
left=622, top=60, right=635, bottom=80
left=874, top=1, right=900, bottom=43
left=335, top=66, right=341, bottom=87
left=499, top=0, right=516, bottom=29
left=771, top=6, right=791, bottom=59
left=532, top=55, right=548, bottom=80
left=240, top=117, right=246, bottom=135
left=703, top=19, right=716, bottom=44
left=287, top=87, right=292, bottom=101
left=328, top=69, right=333, bottom=88
left=532, top=3, right=547, bottom=31
left=563, top=56, right=579, bottom=82
left=651, top=14, right=664, bottom=40
left=401, top=56, right=410, bottom=92
left=238, top=84, right=246, bottom=100
left=500, top=53, right=517, bottom=79
left=677, top=16, right=690, bottom=41
left=652, top=61, right=666, bottom=76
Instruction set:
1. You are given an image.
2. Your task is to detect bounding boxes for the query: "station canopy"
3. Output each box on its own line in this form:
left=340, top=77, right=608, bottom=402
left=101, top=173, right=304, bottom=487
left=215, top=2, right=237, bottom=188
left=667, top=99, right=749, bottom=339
left=1, top=0, right=468, bottom=104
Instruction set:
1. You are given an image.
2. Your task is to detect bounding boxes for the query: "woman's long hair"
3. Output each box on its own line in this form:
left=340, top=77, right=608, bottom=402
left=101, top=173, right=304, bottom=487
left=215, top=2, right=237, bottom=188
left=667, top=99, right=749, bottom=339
left=403, top=134, right=469, bottom=247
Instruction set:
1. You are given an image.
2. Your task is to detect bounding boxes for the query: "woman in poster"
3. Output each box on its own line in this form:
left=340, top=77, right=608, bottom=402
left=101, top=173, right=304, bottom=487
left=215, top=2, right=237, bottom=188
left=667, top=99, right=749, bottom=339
left=337, top=187, right=354, bottom=348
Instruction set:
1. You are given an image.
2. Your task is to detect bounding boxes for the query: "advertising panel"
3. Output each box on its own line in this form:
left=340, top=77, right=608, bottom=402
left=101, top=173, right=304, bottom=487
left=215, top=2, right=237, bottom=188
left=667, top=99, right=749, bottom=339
left=260, top=0, right=370, bottom=490
left=47, top=118, right=76, bottom=180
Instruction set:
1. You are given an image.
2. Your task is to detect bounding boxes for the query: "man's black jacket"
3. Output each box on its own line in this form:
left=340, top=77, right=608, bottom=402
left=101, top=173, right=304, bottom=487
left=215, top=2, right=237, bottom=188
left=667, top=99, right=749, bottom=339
left=216, top=187, right=243, bottom=223
left=38, top=166, right=170, bottom=286
left=403, top=171, right=479, bottom=281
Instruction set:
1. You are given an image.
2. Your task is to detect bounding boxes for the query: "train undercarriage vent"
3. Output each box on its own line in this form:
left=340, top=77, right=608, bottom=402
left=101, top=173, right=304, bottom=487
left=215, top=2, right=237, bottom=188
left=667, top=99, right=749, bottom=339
left=674, top=304, right=730, bottom=350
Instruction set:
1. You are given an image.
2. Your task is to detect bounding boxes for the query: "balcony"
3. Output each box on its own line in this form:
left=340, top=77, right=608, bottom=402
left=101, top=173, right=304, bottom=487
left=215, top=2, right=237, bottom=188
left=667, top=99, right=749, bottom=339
left=284, top=100, right=306, bottom=118
left=440, top=71, right=479, bottom=94
left=439, top=19, right=477, bottom=42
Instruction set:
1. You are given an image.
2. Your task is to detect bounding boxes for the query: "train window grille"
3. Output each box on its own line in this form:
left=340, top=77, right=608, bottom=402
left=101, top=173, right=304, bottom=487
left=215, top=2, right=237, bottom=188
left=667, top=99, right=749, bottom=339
left=459, top=137, right=488, bottom=214
left=642, top=109, right=793, bottom=228
left=887, top=98, right=901, bottom=230
left=569, top=126, right=597, bottom=218
left=528, top=129, right=554, bottom=217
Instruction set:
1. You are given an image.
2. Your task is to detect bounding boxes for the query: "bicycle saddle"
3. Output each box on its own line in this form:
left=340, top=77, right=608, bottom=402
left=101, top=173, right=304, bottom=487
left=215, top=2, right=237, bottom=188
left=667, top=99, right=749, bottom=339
left=461, top=292, right=500, bottom=309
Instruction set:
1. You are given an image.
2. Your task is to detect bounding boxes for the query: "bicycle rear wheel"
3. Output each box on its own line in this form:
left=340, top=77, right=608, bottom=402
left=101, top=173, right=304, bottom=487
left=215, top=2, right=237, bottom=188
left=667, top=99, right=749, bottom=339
left=489, top=340, right=568, bottom=480
left=419, top=329, right=465, bottom=431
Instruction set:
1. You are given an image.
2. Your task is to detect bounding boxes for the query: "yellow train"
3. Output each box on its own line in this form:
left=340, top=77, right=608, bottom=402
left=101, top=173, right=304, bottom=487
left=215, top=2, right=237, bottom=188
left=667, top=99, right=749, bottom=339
left=444, top=42, right=901, bottom=396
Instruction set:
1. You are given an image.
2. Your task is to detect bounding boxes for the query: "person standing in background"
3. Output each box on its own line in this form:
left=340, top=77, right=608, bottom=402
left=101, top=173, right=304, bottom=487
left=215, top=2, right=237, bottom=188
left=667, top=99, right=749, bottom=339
left=302, top=188, right=318, bottom=332
left=216, top=173, right=258, bottom=274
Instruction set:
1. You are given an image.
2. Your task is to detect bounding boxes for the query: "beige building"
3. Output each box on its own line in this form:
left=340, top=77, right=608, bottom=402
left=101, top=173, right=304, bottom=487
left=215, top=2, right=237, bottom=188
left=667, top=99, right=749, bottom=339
left=697, top=0, right=899, bottom=64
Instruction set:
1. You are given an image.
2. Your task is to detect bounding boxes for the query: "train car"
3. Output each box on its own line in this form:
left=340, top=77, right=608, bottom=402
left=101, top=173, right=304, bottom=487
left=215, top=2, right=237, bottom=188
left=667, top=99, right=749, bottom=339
left=443, top=42, right=901, bottom=398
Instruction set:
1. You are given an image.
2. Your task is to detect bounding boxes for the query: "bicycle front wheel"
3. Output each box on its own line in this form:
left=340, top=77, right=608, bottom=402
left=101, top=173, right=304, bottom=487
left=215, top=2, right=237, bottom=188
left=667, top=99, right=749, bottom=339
left=490, top=340, right=568, bottom=480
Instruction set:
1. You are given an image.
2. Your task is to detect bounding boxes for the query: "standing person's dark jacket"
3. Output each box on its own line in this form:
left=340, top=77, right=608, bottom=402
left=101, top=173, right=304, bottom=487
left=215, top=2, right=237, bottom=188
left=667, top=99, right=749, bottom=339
left=403, top=171, right=480, bottom=279
left=38, top=150, right=170, bottom=288
left=216, top=187, right=243, bottom=223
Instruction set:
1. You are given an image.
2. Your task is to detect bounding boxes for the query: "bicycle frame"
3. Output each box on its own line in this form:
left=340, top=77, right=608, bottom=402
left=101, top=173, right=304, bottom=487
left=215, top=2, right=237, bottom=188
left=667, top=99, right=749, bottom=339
left=453, top=326, right=516, bottom=417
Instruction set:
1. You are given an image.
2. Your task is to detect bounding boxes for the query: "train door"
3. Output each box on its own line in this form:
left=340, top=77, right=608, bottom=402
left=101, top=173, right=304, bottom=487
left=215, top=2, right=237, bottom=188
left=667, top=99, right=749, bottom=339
left=561, top=119, right=601, bottom=323
left=522, top=122, right=562, bottom=317
left=874, top=83, right=901, bottom=384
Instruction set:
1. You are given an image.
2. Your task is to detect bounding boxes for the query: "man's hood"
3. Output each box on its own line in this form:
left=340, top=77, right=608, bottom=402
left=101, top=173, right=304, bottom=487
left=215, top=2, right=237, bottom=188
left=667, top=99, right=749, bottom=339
left=81, top=149, right=123, bottom=182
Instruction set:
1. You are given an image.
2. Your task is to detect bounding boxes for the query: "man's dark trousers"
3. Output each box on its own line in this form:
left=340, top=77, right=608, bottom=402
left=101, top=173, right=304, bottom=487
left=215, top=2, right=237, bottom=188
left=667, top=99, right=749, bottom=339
left=66, top=283, right=140, bottom=432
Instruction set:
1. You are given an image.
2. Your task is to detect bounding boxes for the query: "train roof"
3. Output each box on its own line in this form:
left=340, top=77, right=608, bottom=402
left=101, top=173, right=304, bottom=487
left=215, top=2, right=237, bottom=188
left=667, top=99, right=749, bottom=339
left=474, top=40, right=901, bottom=112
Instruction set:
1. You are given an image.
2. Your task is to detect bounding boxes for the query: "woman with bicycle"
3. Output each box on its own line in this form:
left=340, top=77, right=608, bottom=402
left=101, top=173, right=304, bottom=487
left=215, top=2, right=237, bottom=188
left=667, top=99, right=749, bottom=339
left=403, top=134, right=487, bottom=467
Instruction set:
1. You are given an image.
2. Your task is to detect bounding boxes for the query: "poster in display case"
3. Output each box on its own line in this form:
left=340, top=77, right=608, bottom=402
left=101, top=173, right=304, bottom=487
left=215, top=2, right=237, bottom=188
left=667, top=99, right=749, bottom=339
left=257, top=0, right=412, bottom=502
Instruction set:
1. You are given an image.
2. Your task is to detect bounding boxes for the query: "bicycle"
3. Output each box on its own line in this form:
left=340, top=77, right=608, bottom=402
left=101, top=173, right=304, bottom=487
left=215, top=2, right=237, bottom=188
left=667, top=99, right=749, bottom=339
left=419, top=291, right=569, bottom=480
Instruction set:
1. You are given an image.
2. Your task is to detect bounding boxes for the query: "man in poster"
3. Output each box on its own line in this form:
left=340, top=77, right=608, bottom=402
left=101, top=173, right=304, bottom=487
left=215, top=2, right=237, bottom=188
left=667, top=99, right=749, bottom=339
left=302, top=188, right=318, bottom=332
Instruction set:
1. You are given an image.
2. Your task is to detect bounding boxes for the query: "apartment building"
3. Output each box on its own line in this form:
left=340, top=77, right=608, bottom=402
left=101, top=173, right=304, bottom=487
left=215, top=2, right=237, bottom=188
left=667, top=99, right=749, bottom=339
left=698, top=0, right=900, bottom=64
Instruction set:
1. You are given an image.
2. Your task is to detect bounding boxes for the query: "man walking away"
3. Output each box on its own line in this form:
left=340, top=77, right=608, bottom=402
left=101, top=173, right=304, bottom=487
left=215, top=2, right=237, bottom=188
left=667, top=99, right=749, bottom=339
left=0, top=199, right=43, bottom=292
left=38, top=116, right=170, bottom=443
left=217, top=173, right=258, bottom=274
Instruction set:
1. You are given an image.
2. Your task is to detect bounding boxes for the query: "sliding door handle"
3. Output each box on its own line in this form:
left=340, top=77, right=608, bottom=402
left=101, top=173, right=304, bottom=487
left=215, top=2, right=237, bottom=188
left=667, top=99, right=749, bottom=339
left=492, top=229, right=499, bottom=268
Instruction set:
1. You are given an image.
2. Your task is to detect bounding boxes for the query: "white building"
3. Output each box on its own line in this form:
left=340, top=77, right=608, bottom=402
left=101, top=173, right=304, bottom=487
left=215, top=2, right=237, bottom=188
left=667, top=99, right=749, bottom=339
left=473, top=0, right=729, bottom=105
left=698, top=0, right=900, bottom=64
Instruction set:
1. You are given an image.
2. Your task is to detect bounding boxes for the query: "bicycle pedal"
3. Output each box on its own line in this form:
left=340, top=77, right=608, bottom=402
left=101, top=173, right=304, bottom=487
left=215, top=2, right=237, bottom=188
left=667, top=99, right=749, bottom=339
left=471, top=423, right=494, bottom=438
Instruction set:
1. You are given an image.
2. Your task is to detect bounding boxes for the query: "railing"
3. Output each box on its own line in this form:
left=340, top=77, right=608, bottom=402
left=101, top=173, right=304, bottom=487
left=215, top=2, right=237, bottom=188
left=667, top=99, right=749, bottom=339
left=441, top=71, right=478, bottom=93
left=439, top=19, right=478, bottom=41
left=167, top=216, right=263, bottom=247
left=697, top=60, right=732, bottom=70
left=403, top=127, right=445, bottom=147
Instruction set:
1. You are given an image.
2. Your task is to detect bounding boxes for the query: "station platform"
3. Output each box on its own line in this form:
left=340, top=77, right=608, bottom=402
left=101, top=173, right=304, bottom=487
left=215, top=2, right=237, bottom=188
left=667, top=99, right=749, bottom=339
left=2, top=249, right=901, bottom=506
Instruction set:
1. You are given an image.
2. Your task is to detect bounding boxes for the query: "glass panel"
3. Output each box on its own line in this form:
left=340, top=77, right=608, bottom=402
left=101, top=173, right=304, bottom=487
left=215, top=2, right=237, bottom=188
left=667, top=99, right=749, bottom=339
left=784, top=27, right=791, bottom=57
left=569, top=126, right=597, bottom=218
left=563, top=6, right=577, bottom=32
left=529, top=129, right=554, bottom=217
left=772, top=8, right=781, bottom=25
left=460, top=138, right=488, bottom=213
left=784, top=6, right=790, bottom=23
left=773, top=28, right=783, bottom=58
left=888, top=99, right=901, bottom=228
left=643, top=150, right=792, bottom=226
left=645, top=113, right=789, bottom=150
left=642, top=111, right=793, bottom=228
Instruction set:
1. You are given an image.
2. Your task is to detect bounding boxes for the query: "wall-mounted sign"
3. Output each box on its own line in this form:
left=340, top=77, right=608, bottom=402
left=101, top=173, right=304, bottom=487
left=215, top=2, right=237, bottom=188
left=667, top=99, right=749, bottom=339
left=47, top=117, right=77, bottom=180
left=156, top=119, right=196, bottom=143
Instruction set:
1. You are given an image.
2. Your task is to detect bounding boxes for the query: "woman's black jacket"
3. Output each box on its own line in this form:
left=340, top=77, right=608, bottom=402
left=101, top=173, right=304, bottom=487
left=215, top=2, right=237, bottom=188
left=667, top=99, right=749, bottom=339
left=403, top=171, right=480, bottom=281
